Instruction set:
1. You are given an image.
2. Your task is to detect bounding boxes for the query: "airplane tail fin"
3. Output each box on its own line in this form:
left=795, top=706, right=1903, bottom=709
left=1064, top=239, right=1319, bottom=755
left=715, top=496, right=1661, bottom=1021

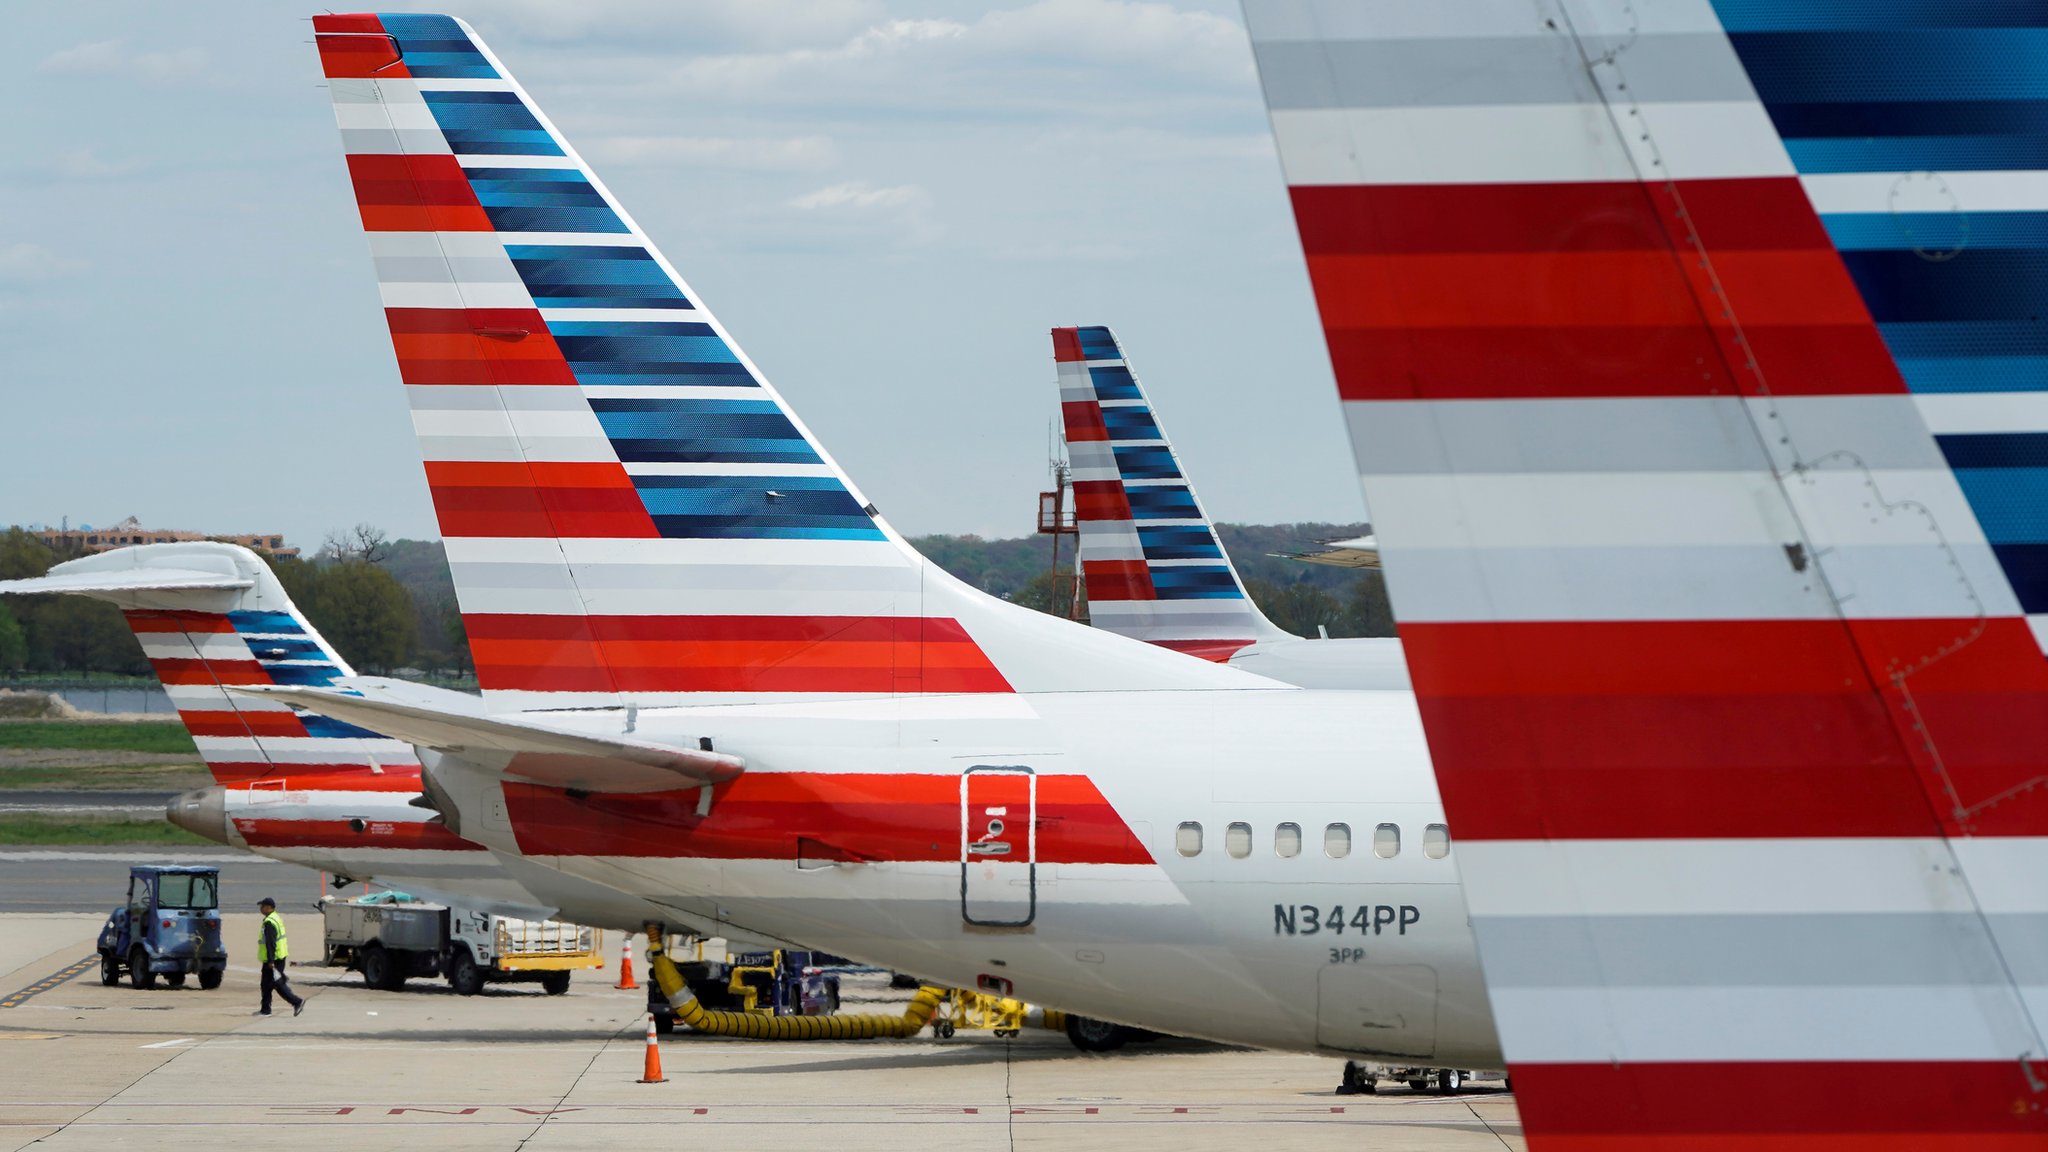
left=1247, top=0, right=2048, bottom=1141
left=0, top=543, right=419, bottom=784
left=1053, top=325, right=1289, bottom=661
left=312, top=14, right=1268, bottom=708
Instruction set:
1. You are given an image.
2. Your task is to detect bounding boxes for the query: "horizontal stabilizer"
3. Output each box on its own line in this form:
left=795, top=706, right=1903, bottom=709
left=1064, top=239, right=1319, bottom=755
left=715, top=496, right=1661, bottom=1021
left=0, top=568, right=252, bottom=596
left=231, top=680, right=744, bottom=794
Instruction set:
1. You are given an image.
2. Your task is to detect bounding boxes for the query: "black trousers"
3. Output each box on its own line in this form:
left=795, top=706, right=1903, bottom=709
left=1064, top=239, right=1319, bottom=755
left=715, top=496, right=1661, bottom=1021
left=260, top=959, right=302, bottom=1013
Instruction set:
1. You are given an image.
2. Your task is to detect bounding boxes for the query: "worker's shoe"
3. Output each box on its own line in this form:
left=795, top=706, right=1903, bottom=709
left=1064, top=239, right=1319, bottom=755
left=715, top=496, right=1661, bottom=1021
left=292, top=1002, right=304, bottom=1017
left=253, top=1010, right=271, bottom=1016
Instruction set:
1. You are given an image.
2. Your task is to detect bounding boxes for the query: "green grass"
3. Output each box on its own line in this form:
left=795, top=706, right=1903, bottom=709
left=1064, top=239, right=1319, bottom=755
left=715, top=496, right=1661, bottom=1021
left=0, top=721, right=196, bottom=755
left=0, top=814, right=212, bottom=846
left=0, top=764, right=211, bottom=791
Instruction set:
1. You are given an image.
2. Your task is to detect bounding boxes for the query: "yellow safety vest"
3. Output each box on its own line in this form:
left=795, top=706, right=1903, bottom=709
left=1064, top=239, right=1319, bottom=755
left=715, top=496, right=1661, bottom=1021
left=260, top=911, right=290, bottom=963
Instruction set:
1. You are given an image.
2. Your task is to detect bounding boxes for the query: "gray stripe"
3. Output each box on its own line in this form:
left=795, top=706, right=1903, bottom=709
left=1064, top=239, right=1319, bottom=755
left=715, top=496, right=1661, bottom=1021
left=337, top=127, right=447, bottom=156
left=409, top=386, right=588, bottom=412
left=1254, top=34, right=1752, bottom=111
left=1353, top=397, right=1950, bottom=476
left=1477, top=913, right=2044, bottom=988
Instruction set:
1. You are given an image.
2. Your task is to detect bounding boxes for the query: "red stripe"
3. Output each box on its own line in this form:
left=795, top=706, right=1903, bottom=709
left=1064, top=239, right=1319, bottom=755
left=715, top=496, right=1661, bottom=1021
left=1294, top=176, right=1909, bottom=401
left=1070, top=480, right=1134, bottom=522
left=1291, top=179, right=1831, bottom=257
left=346, top=155, right=488, bottom=233
left=1510, top=1061, right=2048, bottom=1145
left=1060, top=400, right=1109, bottom=442
left=149, top=658, right=269, bottom=686
left=463, top=614, right=1012, bottom=694
left=385, top=308, right=577, bottom=387
left=311, top=14, right=385, bottom=34
left=235, top=819, right=476, bottom=852
left=422, top=461, right=652, bottom=539
left=1404, top=619, right=2048, bottom=839
left=503, top=772, right=1153, bottom=863
left=1080, top=560, right=1154, bottom=602
left=177, top=711, right=308, bottom=739
left=1050, top=327, right=1085, bottom=362
left=123, top=610, right=235, bottom=634
left=315, top=27, right=409, bottom=79
left=1151, top=638, right=1255, bottom=663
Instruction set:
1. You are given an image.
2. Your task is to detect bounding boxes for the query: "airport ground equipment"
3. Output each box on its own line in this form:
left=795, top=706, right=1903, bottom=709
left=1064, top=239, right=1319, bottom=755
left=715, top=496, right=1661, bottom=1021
left=321, top=893, right=601, bottom=995
left=646, top=946, right=843, bottom=1034
left=1337, top=1061, right=1497, bottom=1095
left=98, top=865, right=226, bottom=990
left=646, top=929, right=950, bottom=1039
left=935, top=989, right=1066, bottom=1040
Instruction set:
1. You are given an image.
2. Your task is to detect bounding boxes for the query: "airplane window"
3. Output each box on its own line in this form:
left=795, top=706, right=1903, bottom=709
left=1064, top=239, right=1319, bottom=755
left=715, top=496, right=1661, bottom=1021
left=1176, top=821, right=1203, bottom=857
left=1274, top=822, right=1301, bottom=858
left=1324, top=823, right=1351, bottom=858
left=1225, top=822, right=1252, bottom=858
left=1424, top=824, right=1451, bottom=859
left=1374, top=823, right=1400, bottom=859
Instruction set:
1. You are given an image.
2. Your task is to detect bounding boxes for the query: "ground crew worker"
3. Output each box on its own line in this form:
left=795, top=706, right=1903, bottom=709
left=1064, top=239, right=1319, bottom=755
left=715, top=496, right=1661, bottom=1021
left=256, top=897, right=304, bottom=1017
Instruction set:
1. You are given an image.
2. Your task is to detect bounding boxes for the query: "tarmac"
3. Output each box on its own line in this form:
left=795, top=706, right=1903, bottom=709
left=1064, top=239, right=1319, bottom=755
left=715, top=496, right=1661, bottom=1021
left=0, top=899, right=1524, bottom=1150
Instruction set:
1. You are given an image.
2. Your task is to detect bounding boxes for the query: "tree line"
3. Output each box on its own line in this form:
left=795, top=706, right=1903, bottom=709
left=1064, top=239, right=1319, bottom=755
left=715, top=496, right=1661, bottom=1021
left=0, top=521, right=1393, bottom=678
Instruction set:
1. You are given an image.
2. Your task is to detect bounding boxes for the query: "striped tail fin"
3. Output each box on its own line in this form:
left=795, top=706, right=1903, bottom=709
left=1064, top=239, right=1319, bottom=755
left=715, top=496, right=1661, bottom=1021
left=1054, top=325, right=1289, bottom=661
left=0, top=543, right=420, bottom=787
left=312, top=14, right=1261, bottom=710
left=1247, top=0, right=2048, bottom=1145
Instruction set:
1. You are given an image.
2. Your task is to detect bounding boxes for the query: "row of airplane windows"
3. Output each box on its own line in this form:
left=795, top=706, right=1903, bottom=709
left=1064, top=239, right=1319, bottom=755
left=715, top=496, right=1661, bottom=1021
left=1176, top=820, right=1451, bottom=861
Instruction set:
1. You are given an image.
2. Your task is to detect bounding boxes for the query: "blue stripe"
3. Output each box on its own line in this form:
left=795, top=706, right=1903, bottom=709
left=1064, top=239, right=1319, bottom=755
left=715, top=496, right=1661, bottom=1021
left=506, top=245, right=691, bottom=309
left=1136, top=525, right=1224, bottom=562
left=588, top=398, right=821, bottom=465
left=1822, top=213, right=2048, bottom=251
left=1100, top=407, right=1162, bottom=441
left=1989, top=543, right=2048, bottom=613
left=1896, top=356, right=2048, bottom=393
left=1149, top=567, right=1246, bottom=600
left=378, top=13, right=499, bottom=78
left=1947, top=466, right=2048, bottom=543
left=1076, top=327, right=1121, bottom=360
left=228, top=612, right=303, bottom=635
left=463, top=168, right=622, bottom=233
left=632, top=476, right=880, bottom=541
left=1112, top=445, right=1181, bottom=481
left=1838, top=251, right=2048, bottom=323
left=261, top=664, right=346, bottom=688
left=1712, top=2, right=2048, bottom=32
left=1784, top=135, right=2048, bottom=172
left=300, top=715, right=387, bottom=741
left=547, top=321, right=750, bottom=386
left=1125, top=486, right=1201, bottom=520
left=421, top=91, right=563, bottom=156
left=1087, top=366, right=1143, bottom=402
left=1725, top=31, right=2048, bottom=102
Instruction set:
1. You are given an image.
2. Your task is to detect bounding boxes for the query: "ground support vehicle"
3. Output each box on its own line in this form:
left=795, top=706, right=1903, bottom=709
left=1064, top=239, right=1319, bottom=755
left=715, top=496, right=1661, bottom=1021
left=1337, top=1061, right=1502, bottom=1095
left=648, top=947, right=844, bottom=1034
left=321, top=894, right=601, bottom=995
left=98, top=866, right=226, bottom=991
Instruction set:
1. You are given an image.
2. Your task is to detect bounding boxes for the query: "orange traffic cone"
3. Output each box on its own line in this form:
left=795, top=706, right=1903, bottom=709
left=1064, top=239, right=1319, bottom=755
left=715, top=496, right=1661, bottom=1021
left=615, top=935, right=637, bottom=990
left=638, top=1012, right=667, bottom=1084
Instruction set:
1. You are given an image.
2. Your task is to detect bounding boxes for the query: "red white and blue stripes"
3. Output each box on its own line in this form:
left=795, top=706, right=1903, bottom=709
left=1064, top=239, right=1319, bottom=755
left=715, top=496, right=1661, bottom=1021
left=1053, top=326, right=1285, bottom=661
left=1246, top=0, right=2048, bottom=1146
left=316, top=14, right=1260, bottom=708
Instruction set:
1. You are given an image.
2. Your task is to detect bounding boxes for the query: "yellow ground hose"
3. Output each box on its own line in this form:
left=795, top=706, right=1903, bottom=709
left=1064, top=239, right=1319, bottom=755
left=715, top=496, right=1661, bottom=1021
left=645, top=927, right=947, bottom=1040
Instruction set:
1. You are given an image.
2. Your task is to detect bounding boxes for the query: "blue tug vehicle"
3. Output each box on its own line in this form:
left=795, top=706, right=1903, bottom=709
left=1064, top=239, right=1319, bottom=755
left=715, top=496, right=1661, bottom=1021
left=98, top=865, right=227, bottom=990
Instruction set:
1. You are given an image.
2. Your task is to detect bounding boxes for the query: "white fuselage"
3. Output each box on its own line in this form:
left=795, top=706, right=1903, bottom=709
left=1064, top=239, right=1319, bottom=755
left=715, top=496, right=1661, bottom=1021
left=424, top=687, right=1500, bottom=1065
left=1226, top=636, right=1412, bottom=690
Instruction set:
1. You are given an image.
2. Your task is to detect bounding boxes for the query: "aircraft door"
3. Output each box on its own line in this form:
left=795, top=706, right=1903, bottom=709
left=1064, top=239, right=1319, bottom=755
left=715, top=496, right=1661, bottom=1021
left=960, top=766, right=1035, bottom=927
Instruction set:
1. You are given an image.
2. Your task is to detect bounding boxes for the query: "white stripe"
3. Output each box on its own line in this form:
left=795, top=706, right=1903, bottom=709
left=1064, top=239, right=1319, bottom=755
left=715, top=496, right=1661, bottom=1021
left=378, top=280, right=532, bottom=310
left=452, top=586, right=927, bottom=618
left=450, top=152, right=580, bottom=169
left=1243, top=0, right=1730, bottom=41
left=1487, top=984, right=2033, bottom=1063
left=333, top=101, right=439, bottom=132
left=409, top=407, right=608, bottom=441
left=581, top=385, right=767, bottom=401
left=1269, top=102, right=1790, bottom=187
left=1457, top=839, right=1990, bottom=918
left=195, top=737, right=415, bottom=758
left=1913, top=393, right=2048, bottom=436
left=413, top=433, right=618, bottom=465
left=1802, top=171, right=2048, bottom=215
left=412, top=78, right=517, bottom=93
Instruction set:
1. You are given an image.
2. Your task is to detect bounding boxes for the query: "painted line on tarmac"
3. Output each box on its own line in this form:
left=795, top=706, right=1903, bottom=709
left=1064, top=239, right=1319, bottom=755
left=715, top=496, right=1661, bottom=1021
left=0, top=957, right=96, bottom=1009
left=139, top=1037, right=195, bottom=1049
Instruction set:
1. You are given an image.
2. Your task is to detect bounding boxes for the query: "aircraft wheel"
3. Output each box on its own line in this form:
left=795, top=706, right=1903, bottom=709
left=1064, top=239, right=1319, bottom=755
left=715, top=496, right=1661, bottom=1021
left=1063, top=1014, right=1128, bottom=1053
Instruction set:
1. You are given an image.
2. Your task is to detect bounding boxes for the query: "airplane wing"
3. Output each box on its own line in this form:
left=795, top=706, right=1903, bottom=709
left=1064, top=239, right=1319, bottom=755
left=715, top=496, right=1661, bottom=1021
left=231, top=680, right=744, bottom=794
left=1244, top=0, right=2048, bottom=1145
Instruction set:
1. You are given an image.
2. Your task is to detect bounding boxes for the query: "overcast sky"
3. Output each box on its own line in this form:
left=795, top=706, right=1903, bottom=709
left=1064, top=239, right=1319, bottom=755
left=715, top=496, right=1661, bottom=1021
left=2, top=0, right=1363, bottom=548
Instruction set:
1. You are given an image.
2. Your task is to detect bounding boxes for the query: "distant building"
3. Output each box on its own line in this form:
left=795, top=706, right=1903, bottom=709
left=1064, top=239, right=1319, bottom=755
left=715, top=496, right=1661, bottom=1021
left=30, top=516, right=299, bottom=559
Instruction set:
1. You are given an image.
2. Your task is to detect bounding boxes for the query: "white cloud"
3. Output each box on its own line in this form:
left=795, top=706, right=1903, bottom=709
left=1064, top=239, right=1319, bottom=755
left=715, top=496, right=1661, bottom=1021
left=586, top=134, right=838, bottom=172
left=0, top=243, right=85, bottom=283
left=788, top=181, right=929, bottom=211
left=38, top=39, right=208, bottom=83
